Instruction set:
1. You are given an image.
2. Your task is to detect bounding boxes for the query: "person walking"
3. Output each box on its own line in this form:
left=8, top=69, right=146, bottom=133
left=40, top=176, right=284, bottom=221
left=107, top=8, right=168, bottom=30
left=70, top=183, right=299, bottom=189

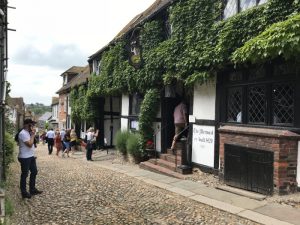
left=16, top=119, right=43, bottom=198
left=60, top=128, right=66, bottom=152
left=62, top=129, right=71, bottom=157
left=70, top=129, right=77, bottom=154
left=170, top=99, right=188, bottom=152
left=46, top=128, right=55, bottom=155
left=54, top=130, right=62, bottom=156
left=86, top=127, right=99, bottom=161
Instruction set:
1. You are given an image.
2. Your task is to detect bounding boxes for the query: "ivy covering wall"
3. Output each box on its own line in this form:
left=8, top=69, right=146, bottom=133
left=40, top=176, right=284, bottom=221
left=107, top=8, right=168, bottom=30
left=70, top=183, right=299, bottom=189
left=70, top=0, right=300, bottom=147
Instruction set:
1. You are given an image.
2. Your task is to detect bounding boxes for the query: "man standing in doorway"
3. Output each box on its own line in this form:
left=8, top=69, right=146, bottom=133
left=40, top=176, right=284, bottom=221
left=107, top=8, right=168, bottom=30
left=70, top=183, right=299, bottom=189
left=46, top=128, right=55, bottom=155
left=17, top=119, right=43, bottom=198
left=170, top=99, right=188, bottom=152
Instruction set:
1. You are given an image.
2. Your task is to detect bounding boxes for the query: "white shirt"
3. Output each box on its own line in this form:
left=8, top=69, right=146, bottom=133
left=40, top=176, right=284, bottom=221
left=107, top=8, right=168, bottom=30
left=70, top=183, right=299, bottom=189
left=46, top=130, right=55, bottom=139
left=60, top=130, right=66, bottom=141
left=18, top=129, right=35, bottom=158
left=86, top=131, right=94, bottom=141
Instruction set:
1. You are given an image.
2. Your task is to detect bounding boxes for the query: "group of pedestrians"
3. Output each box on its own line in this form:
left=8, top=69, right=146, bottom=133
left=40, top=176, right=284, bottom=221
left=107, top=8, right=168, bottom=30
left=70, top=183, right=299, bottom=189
left=47, top=128, right=73, bottom=157
left=44, top=127, right=99, bottom=161
left=16, top=119, right=100, bottom=199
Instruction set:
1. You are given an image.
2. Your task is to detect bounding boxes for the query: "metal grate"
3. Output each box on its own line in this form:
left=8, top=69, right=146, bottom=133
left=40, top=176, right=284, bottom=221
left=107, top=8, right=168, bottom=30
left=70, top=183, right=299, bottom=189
left=248, top=86, right=266, bottom=124
left=224, top=0, right=238, bottom=19
left=272, top=84, right=294, bottom=125
left=227, top=88, right=242, bottom=122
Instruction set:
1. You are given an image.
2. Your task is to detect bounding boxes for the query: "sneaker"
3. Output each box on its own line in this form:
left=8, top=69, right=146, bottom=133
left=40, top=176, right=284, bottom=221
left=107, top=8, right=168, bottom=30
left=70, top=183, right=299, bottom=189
left=22, top=192, right=32, bottom=199
left=30, top=189, right=43, bottom=195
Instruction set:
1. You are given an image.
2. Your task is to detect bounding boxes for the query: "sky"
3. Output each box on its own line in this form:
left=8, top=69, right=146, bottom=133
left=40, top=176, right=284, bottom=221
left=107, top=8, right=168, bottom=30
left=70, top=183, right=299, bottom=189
left=7, top=0, right=156, bottom=105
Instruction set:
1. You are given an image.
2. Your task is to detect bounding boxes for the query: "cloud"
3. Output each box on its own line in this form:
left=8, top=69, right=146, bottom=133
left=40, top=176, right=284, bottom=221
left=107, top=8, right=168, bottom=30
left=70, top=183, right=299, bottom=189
left=13, top=44, right=88, bottom=69
left=7, top=64, right=63, bottom=105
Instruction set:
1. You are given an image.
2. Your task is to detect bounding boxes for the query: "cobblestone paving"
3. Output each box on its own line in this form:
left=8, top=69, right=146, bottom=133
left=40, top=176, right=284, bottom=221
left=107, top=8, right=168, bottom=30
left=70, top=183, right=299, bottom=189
left=7, top=144, right=260, bottom=225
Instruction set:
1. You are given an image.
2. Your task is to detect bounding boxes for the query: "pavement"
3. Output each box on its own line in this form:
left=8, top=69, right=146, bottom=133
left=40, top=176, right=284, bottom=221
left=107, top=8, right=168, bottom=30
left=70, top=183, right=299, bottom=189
left=7, top=145, right=300, bottom=224
left=90, top=150, right=300, bottom=225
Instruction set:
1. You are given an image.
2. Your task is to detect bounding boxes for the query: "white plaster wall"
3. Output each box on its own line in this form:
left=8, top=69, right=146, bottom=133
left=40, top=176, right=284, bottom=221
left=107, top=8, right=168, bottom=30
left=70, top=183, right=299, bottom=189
left=193, top=79, right=216, bottom=120
left=121, top=94, right=130, bottom=131
left=121, top=94, right=129, bottom=116
left=121, top=118, right=128, bottom=131
left=297, top=141, right=300, bottom=187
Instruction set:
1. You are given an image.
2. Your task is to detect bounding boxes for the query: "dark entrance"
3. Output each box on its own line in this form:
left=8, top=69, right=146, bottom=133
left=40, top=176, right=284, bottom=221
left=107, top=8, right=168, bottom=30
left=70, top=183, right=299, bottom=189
left=161, top=96, right=177, bottom=152
left=93, top=97, right=105, bottom=148
left=224, top=144, right=273, bottom=195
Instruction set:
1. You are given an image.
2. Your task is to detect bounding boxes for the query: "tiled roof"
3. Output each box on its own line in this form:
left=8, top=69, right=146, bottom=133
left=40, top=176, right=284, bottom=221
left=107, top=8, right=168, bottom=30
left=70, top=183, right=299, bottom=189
left=38, top=112, right=52, bottom=121
left=88, top=0, right=173, bottom=61
left=6, top=97, right=25, bottom=113
left=56, top=65, right=90, bottom=94
left=60, top=66, right=86, bottom=77
left=51, top=97, right=59, bottom=105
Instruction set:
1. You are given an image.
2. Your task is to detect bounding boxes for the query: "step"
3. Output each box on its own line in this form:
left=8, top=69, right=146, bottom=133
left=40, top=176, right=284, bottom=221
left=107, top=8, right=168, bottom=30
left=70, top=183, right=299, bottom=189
left=139, top=161, right=186, bottom=179
left=160, top=154, right=182, bottom=164
left=149, top=158, right=181, bottom=171
left=167, top=149, right=182, bottom=156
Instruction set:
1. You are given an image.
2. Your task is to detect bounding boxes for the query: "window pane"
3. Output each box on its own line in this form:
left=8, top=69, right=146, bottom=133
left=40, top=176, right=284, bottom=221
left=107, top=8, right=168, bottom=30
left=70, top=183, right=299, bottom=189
left=248, top=86, right=266, bottom=124
left=130, top=93, right=143, bottom=115
left=227, top=88, right=243, bottom=123
left=258, top=0, right=268, bottom=5
left=224, top=0, right=238, bottom=19
left=272, top=84, right=294, bottom=125
left=240, top=0, right=256, bottom=11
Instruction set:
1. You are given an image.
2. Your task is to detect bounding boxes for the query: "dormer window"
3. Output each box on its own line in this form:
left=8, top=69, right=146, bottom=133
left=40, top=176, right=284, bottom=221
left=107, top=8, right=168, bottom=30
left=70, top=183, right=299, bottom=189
left=240, top=0, right=256, bottom=12
left=63, top=75, right=67, bottom=85
left=93, top=59, right=101, bottom=75
left=165, top=19, right=173, bottom=39
left=224, top=0, right=268, bottom=19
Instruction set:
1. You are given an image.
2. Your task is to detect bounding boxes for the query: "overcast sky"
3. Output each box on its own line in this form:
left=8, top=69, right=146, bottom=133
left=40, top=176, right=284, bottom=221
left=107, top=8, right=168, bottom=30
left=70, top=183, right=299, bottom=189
left=7, top=0, right=155, bottom=105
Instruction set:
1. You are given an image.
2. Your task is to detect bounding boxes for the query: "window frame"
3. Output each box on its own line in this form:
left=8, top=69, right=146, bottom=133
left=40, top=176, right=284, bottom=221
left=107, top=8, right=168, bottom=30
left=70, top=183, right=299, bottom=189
left=223, top=0, right=267, bottom=19
left=220, top=62, right=299, bottom=129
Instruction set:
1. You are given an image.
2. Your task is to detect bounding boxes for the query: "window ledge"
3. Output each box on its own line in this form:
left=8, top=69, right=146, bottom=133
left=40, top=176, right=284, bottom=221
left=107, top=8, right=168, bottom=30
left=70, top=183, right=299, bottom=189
left=218, top=125, right=300, bottom=139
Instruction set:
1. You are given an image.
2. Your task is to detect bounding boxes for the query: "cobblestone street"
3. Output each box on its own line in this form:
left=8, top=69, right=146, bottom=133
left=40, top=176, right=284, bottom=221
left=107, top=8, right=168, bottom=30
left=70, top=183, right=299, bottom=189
left=7, top=144, right=259, bottom=225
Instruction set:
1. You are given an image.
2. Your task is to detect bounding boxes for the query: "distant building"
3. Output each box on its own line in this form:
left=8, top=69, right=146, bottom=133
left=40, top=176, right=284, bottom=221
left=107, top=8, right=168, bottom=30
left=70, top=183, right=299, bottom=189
left=6, top=97, right=25, bottom=131
left=49, top=97, right=59, bottom=129
left=56, top=66, right=87, bottom=130
left=37, top=112, right=52, bottom=130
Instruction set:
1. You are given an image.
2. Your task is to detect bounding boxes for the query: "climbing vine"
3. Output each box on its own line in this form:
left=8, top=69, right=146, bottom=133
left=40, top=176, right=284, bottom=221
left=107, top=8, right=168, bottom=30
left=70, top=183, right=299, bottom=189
left=71, top=0, right=300, bottom=142
left=138, top=88, right=160, bottom=149
left=232, top=13, right=300, bottom=64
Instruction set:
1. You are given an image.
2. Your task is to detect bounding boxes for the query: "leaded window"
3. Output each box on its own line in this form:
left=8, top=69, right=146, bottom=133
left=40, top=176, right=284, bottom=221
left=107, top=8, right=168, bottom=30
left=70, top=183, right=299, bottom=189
left=224, top=0, right=268, bottom=19
left=227, top=88, right=242, bottom=122
left=222, top=61, right=298, bottom=128
left=130, top=93, right=143, bottom=116
left=272, top=84, right=294, bottom=125
left=248, top=86, right=266, bottom=124
left=240, top=0, right=256, bottom=11
left=258, top=0, right=268, bottom=5
left=224, top=0, right=238, bottom=19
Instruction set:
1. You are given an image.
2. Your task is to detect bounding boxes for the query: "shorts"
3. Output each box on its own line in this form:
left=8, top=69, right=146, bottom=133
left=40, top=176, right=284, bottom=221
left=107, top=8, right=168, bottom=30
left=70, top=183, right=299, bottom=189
left=63, top=141, right=70, bottom=149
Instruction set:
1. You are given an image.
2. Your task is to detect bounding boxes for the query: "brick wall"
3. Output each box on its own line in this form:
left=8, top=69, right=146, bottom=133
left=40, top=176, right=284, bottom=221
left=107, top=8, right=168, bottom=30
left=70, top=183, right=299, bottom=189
left=219, top=126, right=300, bottom=195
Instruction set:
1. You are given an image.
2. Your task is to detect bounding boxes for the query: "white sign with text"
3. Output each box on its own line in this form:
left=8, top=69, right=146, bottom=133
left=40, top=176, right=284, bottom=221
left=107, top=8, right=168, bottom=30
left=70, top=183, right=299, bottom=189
left=192, top=124, right=215, bottom=167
